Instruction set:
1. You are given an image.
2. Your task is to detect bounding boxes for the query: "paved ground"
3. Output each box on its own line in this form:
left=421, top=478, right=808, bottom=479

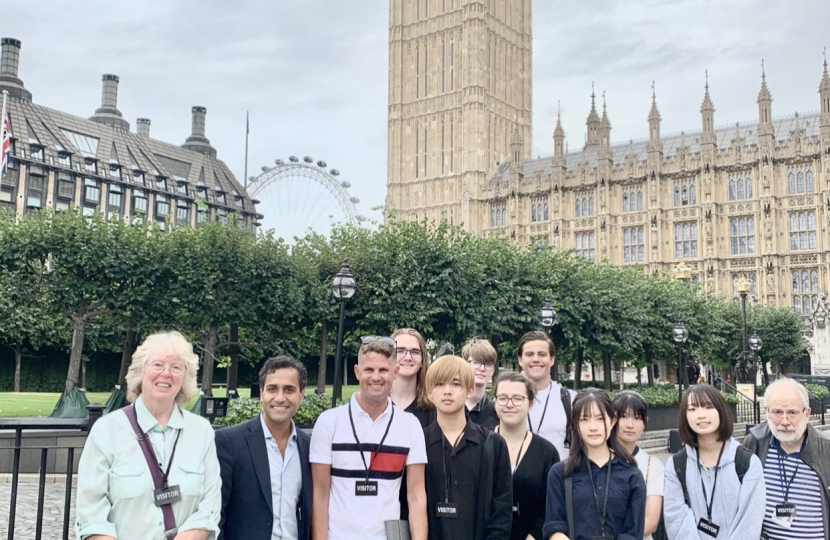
left=0, top=482, right=77, bottom=540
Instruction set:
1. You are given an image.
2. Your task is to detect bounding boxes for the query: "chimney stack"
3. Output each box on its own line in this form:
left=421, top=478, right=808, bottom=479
left=90, top=74, right=130, bottom=130
left=136, top=117, right=151, bottom=137
left=182, top=106, right=217, bottom=157
left=0, top=37, right=32, bottom=100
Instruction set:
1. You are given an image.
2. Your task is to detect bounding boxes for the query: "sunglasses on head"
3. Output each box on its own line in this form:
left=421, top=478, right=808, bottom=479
left=361, top=335, right=396, bottom=347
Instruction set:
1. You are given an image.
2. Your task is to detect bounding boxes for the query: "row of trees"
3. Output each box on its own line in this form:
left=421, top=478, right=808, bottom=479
left=0, top=209, right=807, bottom=399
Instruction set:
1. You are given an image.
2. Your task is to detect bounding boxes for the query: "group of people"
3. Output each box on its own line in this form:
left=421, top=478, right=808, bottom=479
left=73, top=330, right=829, bottom=540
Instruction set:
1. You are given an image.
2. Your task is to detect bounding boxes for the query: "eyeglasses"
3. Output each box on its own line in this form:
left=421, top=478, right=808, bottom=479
left=395, top=347, right=423, bottom=359
left=146, top=361, right=185, bottom=376
left=468, top=360, right=495, bottom=371
left=495, top=394, right=527, bottom=406
left=361, top=335, right=396, bottom=347
left=768, top=408, right=806, bottom=420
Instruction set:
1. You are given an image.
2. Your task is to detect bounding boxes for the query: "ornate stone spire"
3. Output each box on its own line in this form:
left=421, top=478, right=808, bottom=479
left=554, top=101, right=565, bottom=158
left=648, top=81, right=661, bottom=122
left=585, top=83, right=600, bottom=147
left=648, top=82, right=661, bottom=151
left=701, top=70, right=715, bottom=114
left=701, top=71, right=716, bottom=141
left=820, top=48, right=830, bottom=118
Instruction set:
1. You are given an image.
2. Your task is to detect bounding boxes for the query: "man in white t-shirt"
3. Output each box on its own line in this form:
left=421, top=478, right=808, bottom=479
left=517, top=331, right=576, bottom=459
left=310, top=336, right=428, bottom=540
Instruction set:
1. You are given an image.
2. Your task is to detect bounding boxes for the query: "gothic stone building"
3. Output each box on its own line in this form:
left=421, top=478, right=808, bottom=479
left=0, top=38, right=260, bottom=231
left=385, top=1, right=830, bottom=315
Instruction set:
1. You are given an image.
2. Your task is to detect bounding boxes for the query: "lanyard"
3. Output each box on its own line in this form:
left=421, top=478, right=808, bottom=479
left=139, top=427, right=182, bottom=488
left=695, top=443, right=726, bottom=522
left=440, top=429, right=465, bottom=503
left=586, top=460, right=613, bottom=537
left=495, top=427, right=530, bottom=474
left=775, top=446, right=800, bottom=503
left=348, top=400, right=395, bottom=482
left=528, top=386, right=552, bottom=433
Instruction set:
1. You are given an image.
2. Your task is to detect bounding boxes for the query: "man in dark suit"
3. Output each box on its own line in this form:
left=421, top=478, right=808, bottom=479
left=216, top=356, right=312, bottom=540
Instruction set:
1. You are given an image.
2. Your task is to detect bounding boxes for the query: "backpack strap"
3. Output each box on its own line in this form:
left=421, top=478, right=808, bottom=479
left=672, top=450, right=691, bottom=508
left=735, top=445, right=752, bottom=484
left=560, top=388, right=572, bottom=449
left=564, top=473, right=575, bottom=540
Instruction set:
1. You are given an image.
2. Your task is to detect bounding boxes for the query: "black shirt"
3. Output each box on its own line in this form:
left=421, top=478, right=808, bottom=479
left=424, top=419, right=513, bottom=540
left=468, top=394, right=499, bottom=431
left=399, top=399, right=436, bottom=520
left=509, top=434, right=559, bottom=540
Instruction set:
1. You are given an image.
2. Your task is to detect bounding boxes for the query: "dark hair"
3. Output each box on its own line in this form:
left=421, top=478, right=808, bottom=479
left=612, top=391, right=649, bottom=428
left=258, top=356, right=308, bottom=391
left=517, top=330, right=557, bottom=359
left=493, top=371, right=536, bottom=403
left=565, top=389, right=636, bottom=477
left=678, top=384, right=733, bottom=447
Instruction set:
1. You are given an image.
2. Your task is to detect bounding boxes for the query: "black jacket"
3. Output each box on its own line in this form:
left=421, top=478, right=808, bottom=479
left=216, top=417, right=313, bottom=540
left=742, top=422, right=830, bottom=539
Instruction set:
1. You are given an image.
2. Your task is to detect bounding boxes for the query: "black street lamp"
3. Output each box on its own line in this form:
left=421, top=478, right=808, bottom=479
left=539, top=299, right=558, bottom=381
left=330, top=260, right=357, bottom=408
left=733, top=275, right=753, bottom=385
left=672, top=319, right=689, bottom=405
left=749, top=331, right=763, bottom=423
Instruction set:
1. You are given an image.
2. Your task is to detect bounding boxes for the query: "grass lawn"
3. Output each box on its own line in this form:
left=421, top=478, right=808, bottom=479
left=0, top=385, right=361, bottom=418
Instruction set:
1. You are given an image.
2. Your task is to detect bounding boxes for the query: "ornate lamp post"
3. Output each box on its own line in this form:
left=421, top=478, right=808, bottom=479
left=672, top=319, right=689, bottom=405
left=539, top=299, right=558, bottom=381
left=330, top=260, right=357, bottom=408
left=733, top=275, right=753, bottom=385
left=749, top=331, right=763, bottom=423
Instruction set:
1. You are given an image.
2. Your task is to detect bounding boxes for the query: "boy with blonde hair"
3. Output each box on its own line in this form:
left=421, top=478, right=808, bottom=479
left=423, top=355, right=512, bottom=540
left=461, top=338, right=499, bottom=430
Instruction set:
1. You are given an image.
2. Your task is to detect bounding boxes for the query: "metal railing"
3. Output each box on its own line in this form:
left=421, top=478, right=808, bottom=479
left=709, top=374, right=761, bottom=424
left=1, top=403, right=105, bottom=540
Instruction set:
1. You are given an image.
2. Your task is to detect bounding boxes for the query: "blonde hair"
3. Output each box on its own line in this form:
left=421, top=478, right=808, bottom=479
left=461, top=337, right=497, bottom=366
left=425, top=355, right=475, bottom=391
left=125, top=331, right=199, bottom=406
left=392, top=328, right=433, bottom=410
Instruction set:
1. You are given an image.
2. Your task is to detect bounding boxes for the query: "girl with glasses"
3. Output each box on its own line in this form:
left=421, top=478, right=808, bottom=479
left=543, top=389, right=646, bottom=540
left=494, top=372, right=560, bottom=540
left=390, top=328, right=436, bottom=429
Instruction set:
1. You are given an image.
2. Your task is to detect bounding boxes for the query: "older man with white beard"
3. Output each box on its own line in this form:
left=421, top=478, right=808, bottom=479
left=742, top=377, right=830, bottom=540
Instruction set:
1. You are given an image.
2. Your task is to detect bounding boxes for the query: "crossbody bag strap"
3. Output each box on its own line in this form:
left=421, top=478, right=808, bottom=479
left=565, top=474, right=575, bottom=540
left=123, top=404, right=178, bottom=538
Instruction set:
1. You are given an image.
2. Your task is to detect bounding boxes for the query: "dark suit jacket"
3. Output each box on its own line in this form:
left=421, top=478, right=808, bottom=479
left=216, top=416, right=312, bottom=540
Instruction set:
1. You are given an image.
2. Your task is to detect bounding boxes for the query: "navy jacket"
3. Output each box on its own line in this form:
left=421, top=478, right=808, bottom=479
left=216, top=416, right=313, bottom=540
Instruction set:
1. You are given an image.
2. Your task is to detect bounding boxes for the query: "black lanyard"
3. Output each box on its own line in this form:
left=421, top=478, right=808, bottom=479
left=441, top=429, right=465, bottom=503
left=695, top=443, right=726, bottom=522
left=139, top=428, right=183, bottom=488
left=528, top=386, right=552, bottom=433
left=775, top=446, right=800, bottom=504
left=348, top=401, right=395, bottom=482
left=586, top=460, right=613, bottom=537
left=497, top=427, right=530, bottom=474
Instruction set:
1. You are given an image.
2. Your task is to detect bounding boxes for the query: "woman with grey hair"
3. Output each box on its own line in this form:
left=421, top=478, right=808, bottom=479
left=75, top=331, right=221, bottom=540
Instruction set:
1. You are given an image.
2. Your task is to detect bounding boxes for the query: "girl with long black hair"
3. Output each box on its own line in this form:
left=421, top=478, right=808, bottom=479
left=543, top=389, right=646, bottom=540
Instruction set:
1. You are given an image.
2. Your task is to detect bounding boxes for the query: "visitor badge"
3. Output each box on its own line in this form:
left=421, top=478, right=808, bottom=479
left=153, top=485, right=181, bottom=506
left=697, top=518, right=720, bottom=538
left=775, top=503, right=796, bottom=518
left=355, top=480, right=378, bottom=496
left=436, top=502, right=458, bottom=518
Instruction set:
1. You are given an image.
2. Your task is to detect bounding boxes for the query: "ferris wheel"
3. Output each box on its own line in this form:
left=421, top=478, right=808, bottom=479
left=247, top=156, right=366, bottom=242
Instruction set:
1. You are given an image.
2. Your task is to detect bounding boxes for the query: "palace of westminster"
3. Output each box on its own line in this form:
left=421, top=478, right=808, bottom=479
left=386, top=0, right=830, bottom=317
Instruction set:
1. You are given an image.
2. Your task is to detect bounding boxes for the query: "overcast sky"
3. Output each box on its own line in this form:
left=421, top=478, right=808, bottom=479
left=6, top=1, right=830, bottom=229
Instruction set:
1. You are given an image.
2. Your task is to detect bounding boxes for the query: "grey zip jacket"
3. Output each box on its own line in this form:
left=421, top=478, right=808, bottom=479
left=664, top=438, right=766, bottom=540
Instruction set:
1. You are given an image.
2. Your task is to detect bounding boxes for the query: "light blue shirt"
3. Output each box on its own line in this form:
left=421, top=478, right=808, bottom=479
left=75, top=395, right=221, bottom=540
left=260, top=413, right=302, bottom=540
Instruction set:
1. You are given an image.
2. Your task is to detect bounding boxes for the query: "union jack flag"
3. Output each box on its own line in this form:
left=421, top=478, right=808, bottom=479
left=1, top=109, right=10, bottom=174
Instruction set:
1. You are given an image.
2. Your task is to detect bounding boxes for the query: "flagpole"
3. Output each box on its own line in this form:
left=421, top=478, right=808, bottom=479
left=243, top=110, right=249, bottom=191
left=0, top=90, right=8, bottom=184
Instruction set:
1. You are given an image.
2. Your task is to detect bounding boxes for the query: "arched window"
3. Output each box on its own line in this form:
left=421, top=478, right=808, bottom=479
left=588, top=196, right=594, bottom=215
left=575, top=197, right=581, bottom=217
left=637, top=190, right=643, bottom=210
left=812, top=270, right=819, bottom=291
left=745, top=175, right=753, bottom=198
left=544, top=203, right=549, bottom=221
left=674, top=187, right=681, bottom=207
left=737, top=179, right=744, bottom=200
left=582, top=198, right=588, bottom=217
left=531, top=205, right=537, bottom=222
left=729, top=179, right=736, bottom=200
left=490, top=209, right=495, bottom=227
left=681, top=187, right=688, bottom=205
left=502, top=207, right=507, bottom=226
left=797, top=172, right=805, bottom=193
left=794, top=296, right=802, bottom=313
left=622, top=193, right=629, bottom=212
left=788, top=172, right=795, bottom=194
left=689, top=183, right=696, bottom=204
left=806, top=171, right=814, bottom=192
left=793, top=271, right=800, bottom=293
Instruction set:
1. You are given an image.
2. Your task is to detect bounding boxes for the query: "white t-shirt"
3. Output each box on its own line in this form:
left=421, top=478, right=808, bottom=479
left=526, top=381, right=576, bottom=459
left=309, top=394, right=427, bottom=540
left=634, top=447, right=665, bottom=540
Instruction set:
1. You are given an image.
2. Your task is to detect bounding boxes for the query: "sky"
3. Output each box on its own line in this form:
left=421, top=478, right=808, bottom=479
left=5, top=0, right=830, bottom=230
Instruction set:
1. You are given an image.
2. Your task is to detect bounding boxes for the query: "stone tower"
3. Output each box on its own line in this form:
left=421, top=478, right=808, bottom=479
left=386, top=0, right=532, bottom=232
